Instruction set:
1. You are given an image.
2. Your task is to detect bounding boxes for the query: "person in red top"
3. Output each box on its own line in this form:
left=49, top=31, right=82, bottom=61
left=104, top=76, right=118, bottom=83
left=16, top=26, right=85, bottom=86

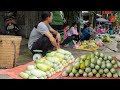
left=63, top=23, right=70, bottom=40
left=97, top=26, right=105, bottom=34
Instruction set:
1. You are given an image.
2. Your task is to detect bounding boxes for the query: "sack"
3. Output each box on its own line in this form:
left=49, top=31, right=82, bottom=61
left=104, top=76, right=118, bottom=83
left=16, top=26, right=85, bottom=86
left=115, top=35, right=120, bottom=41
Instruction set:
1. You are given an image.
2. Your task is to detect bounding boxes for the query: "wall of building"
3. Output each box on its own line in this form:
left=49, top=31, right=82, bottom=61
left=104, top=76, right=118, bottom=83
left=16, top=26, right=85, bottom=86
left=0, top=11, right=5, bottom=34
left=17, top=11, right=42, bottom=38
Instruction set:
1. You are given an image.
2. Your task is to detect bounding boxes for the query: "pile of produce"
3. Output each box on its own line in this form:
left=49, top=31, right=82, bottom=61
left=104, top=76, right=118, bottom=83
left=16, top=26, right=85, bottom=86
left=76, top=40, right=99, bottom=51
left=19, top=49, right=75, bottom=79
left=99, top=34, right=112, bottom=42
left=95, top=39, right=104, bottom=47
left=62, top=51, right=120, bottom=78
left=84, top=40, right=104, bottom=47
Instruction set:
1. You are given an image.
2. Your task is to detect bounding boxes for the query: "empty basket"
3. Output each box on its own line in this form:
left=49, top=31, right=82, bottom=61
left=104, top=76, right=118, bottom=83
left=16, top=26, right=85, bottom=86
left=0, top=35, right=22, bottom=68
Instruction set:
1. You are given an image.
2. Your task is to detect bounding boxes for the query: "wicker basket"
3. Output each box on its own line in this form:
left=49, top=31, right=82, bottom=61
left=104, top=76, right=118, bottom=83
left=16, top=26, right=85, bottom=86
left=0, top=35, right=22, bottom=68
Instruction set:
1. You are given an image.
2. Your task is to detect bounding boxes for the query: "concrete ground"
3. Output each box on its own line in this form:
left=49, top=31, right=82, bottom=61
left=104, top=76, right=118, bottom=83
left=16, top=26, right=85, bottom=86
left=0, top=37, right=120, bottom=79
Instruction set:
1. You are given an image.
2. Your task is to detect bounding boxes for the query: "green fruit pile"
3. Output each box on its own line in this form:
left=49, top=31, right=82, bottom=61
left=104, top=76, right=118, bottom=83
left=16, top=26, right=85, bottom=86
left=62, top=51, right=120, bottom=78
left=19, top=49, right=75, bottom=79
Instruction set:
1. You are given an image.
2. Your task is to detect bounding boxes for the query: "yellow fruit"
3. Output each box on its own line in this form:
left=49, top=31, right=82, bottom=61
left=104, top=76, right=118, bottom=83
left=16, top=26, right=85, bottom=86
left=58, top=57, right=63, bottom=62
left=80, top=62, right=85, bottom=70
left=86, top=55, right=91, bottom=60
left=80, top=46, right=84, bottom=49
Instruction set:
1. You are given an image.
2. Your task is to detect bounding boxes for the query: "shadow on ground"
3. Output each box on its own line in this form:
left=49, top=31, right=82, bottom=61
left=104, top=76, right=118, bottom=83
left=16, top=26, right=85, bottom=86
left=16, top=38, right=33, bottom=66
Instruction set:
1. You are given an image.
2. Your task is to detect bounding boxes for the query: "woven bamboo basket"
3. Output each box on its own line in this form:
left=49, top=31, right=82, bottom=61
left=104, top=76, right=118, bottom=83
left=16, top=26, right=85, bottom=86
left=0, top=35, right=22, bottom=68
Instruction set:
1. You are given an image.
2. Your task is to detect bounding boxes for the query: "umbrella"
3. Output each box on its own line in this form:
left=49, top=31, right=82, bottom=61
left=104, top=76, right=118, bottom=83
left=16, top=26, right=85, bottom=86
left=105, top=22, right=112, bottom=25
left=96, top=14, right=102, bottom=17
left=96, top=18, right=109, bottom=23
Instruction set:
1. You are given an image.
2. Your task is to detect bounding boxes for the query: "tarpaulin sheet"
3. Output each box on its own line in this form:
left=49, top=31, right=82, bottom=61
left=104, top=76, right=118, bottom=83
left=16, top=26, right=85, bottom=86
left=0, top=60, right=73, bottom=79
left=0, top=61, right=34, bottom=79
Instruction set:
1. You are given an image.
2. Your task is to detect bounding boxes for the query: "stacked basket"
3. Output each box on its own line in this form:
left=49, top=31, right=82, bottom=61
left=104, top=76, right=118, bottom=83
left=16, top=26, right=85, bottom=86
left=0, top=35, right=22, bottom=68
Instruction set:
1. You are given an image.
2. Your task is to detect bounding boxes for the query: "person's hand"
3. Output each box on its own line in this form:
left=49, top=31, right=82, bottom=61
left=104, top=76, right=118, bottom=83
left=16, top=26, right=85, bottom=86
left=78, top=32, right=82, bottom=35
left=53, top=45, right=60, bottom=50
left=56, top=33, right=61, bottom=42
left=63, top=18, right=66, bottom=23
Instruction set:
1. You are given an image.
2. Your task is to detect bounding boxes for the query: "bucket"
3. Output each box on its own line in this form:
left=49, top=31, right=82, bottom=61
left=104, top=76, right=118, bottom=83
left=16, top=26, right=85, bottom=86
left=109, top=30, right=114, bottom=35
left=69, top=40, right=74, bottom=47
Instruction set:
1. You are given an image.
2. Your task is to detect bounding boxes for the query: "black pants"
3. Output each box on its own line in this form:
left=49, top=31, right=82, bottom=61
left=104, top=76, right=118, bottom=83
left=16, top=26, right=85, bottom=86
left=61, top=36, right=73, bottom=45
left=72, top=34, right=79, bottom=41
left=61, top=35, right=79, bottom=45
left=31, top=35, right=55, bottom=56
left=80, top=35, right=91, bottom=41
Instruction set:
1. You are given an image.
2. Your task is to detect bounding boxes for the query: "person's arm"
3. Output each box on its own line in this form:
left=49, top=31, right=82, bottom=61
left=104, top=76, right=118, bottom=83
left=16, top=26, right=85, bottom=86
left=44, top=32, right=59, bottom=49
left=37, top=25, right=59, bottom=49
left=85, top=30, right=91, bottom=35
left=78, top=31, right=82, bottom=36
left=64, top=29, right=67, bottom=39
left=49, top=25, right=61, bottom=42
left=49, top=26, right=58, bottom=35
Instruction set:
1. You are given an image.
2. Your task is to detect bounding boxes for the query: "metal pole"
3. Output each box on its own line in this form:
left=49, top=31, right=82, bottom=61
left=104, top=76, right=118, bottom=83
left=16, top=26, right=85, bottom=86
left=107, top=14, right=108, bottom=19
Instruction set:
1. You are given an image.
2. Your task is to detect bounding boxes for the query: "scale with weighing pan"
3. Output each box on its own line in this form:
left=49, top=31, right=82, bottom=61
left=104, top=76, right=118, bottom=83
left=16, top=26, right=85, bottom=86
left=33, top=50, right=43, bottom=61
